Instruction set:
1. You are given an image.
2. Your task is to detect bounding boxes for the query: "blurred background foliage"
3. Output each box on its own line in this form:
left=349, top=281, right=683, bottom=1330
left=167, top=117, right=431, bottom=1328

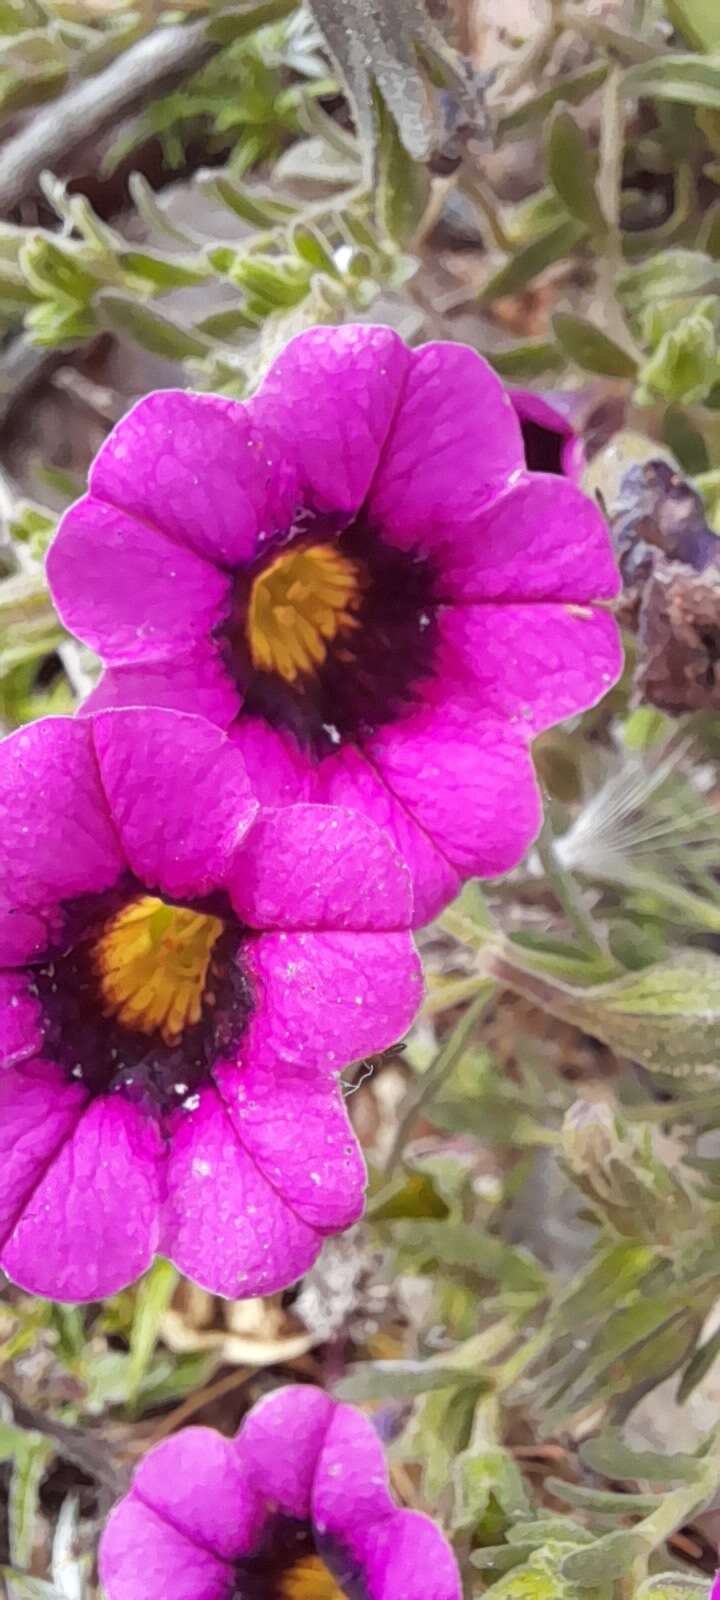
left=3, top=1, right=720, bottom=1597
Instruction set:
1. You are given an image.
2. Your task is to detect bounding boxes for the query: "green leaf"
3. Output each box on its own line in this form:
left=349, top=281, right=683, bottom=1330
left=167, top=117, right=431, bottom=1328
left=204, top=175, right=295, bottom=227
left=480, top=220, right=586, bottom=303
left=292, top=224, right=340, bottom=277
left=377, top=97, right=431, bottom=245
left=547, top=108, right=607, bottom=233
left=636, top=1577, right=710, bottom=1599
left=553, top=313, right=637, bottom=376
left=499, top=62, right=608, bottom=135
left=209, top=0, right=297, bottom=43
left=0, top=1575, right=65, bottom=1600
left=665, top=1, right=720, bottom=52
left=19, top=236, right=99, bottom=304
left=96, top=294, right=210, bottom=360
left=489, top=341, right=565, bottom=379
left=617, top=248, right=719, bottom=308
left=334, top=1359, right=491, bottom=1401
left=388, top=1220, right=547, bottom=1294
left=453, top=1445, right=531, bottom=1532
left=127, top=1258, right=178, bottom=1404
left=560, top=1528, right=654, bottom=1584
left=579, top=1430, right=705, bottom=1484
left=494, top=951, right=720, bottom=1076
left=662, top=406, right=710, bottom=472
left=120, top=251, right=211, bottom=291
left=0, top=1426, right=54, bottom=1573
left=677, top=1321, right=720, bottom=1399
left=624, top=52, right=720, bottom=110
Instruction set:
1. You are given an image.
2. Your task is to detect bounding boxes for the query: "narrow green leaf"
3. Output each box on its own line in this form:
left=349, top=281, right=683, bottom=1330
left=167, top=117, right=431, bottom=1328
left=377, top=98, right=430, bottom=246
left=209, top=0, right=296, bottom=43
left=624, top=51, right=720, bottom=110
left=480, top=220, right=586, bottom=303
left=617, top=248, right=719, bottom=308
left=204, top=175, right=295, bottom=227
left=96, top=293, right=210, bottom=360
left=560, top=1528, right=653, bottom=1584
left=127, top=1258, right=178, bottom=1403
left=636, top=1577, right=711, bottom=1599
left=547, top=108, right=607, bottom=232
left=677, top=1321, right=720, bottom=1400
left=665, top=1, right=720, bottom=52
left=499, top=62, right=608, bottom=135
left=120, top=251, right=210, bottom=290
left=579, top=1430, right=705, bottom=1484
left=489, top=341, right=565, bottom=379
left=0, top=1574, right=64, bottom=1600
left=553, top=312, right=637, bottom=376
left=334, top=1359, right=490, bottom=1401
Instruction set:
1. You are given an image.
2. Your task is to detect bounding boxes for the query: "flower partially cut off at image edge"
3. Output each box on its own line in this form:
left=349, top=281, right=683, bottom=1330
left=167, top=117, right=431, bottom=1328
left=0, top=708, right=421, bottom=1302
left=47, top=324, right=623, bottom=928
left=509, top=386, right=587, bottom=481
left=99, top=1385, right=462, bottom=1600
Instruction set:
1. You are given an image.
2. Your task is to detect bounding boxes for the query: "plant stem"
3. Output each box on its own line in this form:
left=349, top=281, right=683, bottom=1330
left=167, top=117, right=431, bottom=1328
left=385, top=982, right=495, bottom=1175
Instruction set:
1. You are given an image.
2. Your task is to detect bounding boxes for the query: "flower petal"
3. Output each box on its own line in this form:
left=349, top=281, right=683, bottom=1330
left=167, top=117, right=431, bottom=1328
left=213, top=1058, right=366, bottom=1231
left=354, top=1508, right=462, bottom=1600
left=82, top=649, right=240, bottom=729
left=249, top=323, right=410, bottom=514
left=230, top=804, right=413, bottom=931
left=1, top=1089, right=162, bottom=1300
left=312, top=1402, right=394, bottom=1543
left=234, top=1385, right=334, bottom=1520
left=0, top=974, right=43, bottom=1067
left=47, top=496, right=230, bottom=665
left=366, top=707, right=543, bottom=914
left=0, top=717, right=125, bottom=965
left=245, top=930, right=423, bottom=1073
left=230, top=715, right=312, bottom=805
left=128, top=1429, right=261, bottom=1561
left=366, top=341, right=524, bottom=551
left=433, top=474, right=620, bottom=604
left=161, top=1086, right=322, bottom=1298
left=87, top=388, right=299, bottom=567
left=100, top=1497, right=231, bottom=1600
left=91, top=709, right=257, bottom=902
left=435, top=602, right=623, bottom=735
left=0, top=1061, right=87, bottom=1263
left=310, top=745, right=460, bottom=928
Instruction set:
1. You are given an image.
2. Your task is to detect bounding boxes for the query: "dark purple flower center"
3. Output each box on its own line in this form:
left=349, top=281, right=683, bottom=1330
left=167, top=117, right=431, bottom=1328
left=518, top=415, right=565, bottom=475
left=29, top=882, right=253, bottom=1113
left=221, top=520, right=438, bottom=756
left=235, top=1519, right=364, bottom=1600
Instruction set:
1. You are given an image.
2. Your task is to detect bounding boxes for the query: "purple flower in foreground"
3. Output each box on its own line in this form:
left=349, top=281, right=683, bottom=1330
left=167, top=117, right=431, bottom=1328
left=712, top=1576, right=720, bottom=1600
left=47, top=324, right=622, bottom=927
left=0, top=709, right=420, bottom=1302
left=100, top=1385, right=461, bottom=1600
left=509, top=387, right=587, bottom=481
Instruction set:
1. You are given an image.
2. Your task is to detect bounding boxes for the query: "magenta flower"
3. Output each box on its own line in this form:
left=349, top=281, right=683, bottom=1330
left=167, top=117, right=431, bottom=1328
left=509, top=387, right=587, bottom=481
left=47, top=325, right=622, bottom=927
left=0, top=708, right=420, bottom=1302
left=100, top=1384, right=461, bottom=1600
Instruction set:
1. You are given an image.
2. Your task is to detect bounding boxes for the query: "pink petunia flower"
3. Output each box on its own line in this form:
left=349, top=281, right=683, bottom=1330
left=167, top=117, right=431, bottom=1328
left=509, top=387, right=587, bottom=481
left=47, top=325, right=622, bottom=927
left=0, top=708, right=421, bottom=1302
left=100, top=1384, right=461, bottom=1600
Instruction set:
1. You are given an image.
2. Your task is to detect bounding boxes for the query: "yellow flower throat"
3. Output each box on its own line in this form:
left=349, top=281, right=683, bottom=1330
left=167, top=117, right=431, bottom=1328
left=247, top=541, right=363, bottom=685
left=93, top=896, right=224, bottom=1045
left=278, top=1554, right=345, bottom=1600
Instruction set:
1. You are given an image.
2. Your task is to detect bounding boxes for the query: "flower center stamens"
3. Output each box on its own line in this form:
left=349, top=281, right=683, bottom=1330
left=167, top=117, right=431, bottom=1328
left=92, top=895, right=224, bottom=1045
left=247, top=543, right=363, bottom=684
left=278, top=1555, right=345, bottom=1600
